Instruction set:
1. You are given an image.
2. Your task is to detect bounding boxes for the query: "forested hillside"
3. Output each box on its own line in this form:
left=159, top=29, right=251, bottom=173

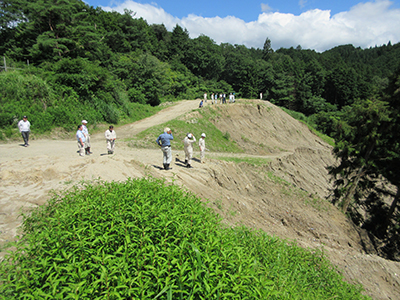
left=1, top=0, right=400, bottom=132
left=1, top=0, right=400, bottom=260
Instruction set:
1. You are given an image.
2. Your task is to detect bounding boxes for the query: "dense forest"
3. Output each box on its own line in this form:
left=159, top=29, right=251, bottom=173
left=1, top=0, right=400, bottom=260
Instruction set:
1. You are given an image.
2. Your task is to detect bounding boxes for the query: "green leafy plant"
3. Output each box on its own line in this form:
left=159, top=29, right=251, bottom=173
left=0, top=178, right=369, bottom=299
left=222, top=131, right=230, bottom=140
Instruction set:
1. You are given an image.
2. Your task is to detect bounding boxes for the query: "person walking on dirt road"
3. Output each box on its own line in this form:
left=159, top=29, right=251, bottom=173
left=76, top=125, right=86, bottom=157
left=18, top=116, right=31, bottom=147
left=105, top=125, right=117, bottom=154
left=183, top=133, right=196, bottom=168
left=82, top=120, right=92, bottom=155
left=156, top=127, right=174, bottom=170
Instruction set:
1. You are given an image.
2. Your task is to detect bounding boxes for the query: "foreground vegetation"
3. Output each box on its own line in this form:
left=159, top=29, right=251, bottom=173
left=0, top=178, right=369, bottom=299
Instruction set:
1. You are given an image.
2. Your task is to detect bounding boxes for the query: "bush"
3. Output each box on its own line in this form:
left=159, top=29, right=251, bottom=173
left=0, top=178, right=368, bottom=299
left=0, top=71, right=56, bottom=131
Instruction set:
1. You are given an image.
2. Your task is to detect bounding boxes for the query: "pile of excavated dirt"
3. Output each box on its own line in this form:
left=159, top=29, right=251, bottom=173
left=0, top=99, right=399, bottom=299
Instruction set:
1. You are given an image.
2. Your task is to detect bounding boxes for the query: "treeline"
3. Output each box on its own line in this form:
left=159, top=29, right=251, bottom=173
left=1, top=0, right=400, bottom=260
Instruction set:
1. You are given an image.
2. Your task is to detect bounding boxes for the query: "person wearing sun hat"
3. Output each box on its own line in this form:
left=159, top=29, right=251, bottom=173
left=18, top=115, right=31, bottom=147
left=81, top=120, right=92, bottom=155
left=183, top=132, right=196, bottom=168
left=199, top=133, right=207, bottom=163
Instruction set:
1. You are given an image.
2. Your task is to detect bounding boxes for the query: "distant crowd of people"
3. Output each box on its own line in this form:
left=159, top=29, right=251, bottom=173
left=200, top=92, right=236, bottom=108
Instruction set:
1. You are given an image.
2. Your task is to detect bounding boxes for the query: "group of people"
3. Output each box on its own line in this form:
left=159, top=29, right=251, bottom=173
left=201, top=93, right=235, bottom=106
left=18, top=117, right=207, bottom=169
left=156, top=128, right=207, bottom=170
left=209, top=93, right=235, bottom=104
left=75, top=120, right=116, bottom=156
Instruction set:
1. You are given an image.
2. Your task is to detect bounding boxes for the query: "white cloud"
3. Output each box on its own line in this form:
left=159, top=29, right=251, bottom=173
left=261, top=3, right=272, bottom=13
left=299, top=0, right=307, bottom=9
left=102, top=0, right=400, bottom=52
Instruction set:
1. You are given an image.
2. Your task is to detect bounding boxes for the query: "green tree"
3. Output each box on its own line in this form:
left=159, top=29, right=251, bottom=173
left=221, top=44, right=260, bottom=97
left=329, top=98, right=390, bottom=213
left=323, top=66, right=359, bottom=108
left=149, top=23, right=170, bottom=61
left=329, top=68, right=400, bottom=260
left=183, top=35, right=224, bottom=80
left=268, top=54, right=296, bottom=108
left=97, top=9, right=155, bottom=55
left=167, top=24, right=190, bottom=61
left=370, top=68, right=400, bottom=259
left=262, top=37, right=273, bottom=60
left=25, top=0, right=99, bottom=62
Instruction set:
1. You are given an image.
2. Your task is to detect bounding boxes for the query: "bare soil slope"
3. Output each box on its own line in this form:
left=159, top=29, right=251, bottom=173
left=0, top=99, right=399, bottom=299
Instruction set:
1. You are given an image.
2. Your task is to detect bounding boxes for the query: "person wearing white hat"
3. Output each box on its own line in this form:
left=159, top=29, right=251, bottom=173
left=156, top=127, right=174, bottom=170
left=183, top=133, right=196, bottom=168
left=81, top=120, right=92, bottom=155
left=199, top=133, right=207, bottom=163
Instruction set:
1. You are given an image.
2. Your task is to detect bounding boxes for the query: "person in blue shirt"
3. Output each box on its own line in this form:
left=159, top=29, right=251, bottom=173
left=76, top=125, right=86, bottom=157
left=156, top=127, right=174, bottom=170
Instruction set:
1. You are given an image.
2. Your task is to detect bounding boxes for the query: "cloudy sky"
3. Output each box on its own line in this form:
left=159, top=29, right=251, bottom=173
left=84, top=0, right=400, bottom=52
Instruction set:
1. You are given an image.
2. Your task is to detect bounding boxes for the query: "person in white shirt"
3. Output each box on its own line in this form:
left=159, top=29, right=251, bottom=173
left=105, top=125, right=117, bottom=154
left=76, top=125, right=86, bottom=157
left=82, top=120, right=91, bottom=155
left=183, top=133, right=196, bottom=168
left=18, top=116, right=31, bottom=147
left=199, top=133, right=207, bottom=163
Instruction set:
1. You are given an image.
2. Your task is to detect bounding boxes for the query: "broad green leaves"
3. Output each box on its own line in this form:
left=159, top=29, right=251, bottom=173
left=0, top=178, right=368, bottom=299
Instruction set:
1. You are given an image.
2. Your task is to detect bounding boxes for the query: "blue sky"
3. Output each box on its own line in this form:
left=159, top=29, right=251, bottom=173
left=83, top=0, right=400, bottom=52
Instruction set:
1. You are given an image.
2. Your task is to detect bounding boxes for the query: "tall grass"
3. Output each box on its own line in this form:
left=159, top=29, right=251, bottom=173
left=212, top=156, right=271, bottom=166
left=0, top=178, right=369, bottom=299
